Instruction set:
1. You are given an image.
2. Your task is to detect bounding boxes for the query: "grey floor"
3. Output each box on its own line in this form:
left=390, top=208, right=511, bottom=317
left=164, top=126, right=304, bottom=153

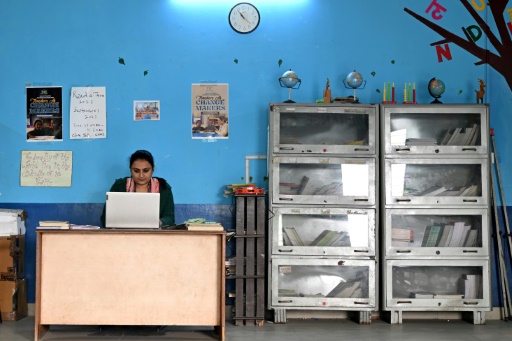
left=1, top=317, right=512, bottom=341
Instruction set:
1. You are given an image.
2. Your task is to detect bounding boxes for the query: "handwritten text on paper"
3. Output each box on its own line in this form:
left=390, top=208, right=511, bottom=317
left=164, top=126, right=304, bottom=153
left=20, top=150, right=73, bottom=187
left=69, top=87, right=106, bottom=139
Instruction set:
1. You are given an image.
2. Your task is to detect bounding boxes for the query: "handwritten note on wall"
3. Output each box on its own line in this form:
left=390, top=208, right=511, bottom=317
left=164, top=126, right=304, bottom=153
left=69, top=86, right=106, bottom=139
left=20, top=151, right=72, bottom=187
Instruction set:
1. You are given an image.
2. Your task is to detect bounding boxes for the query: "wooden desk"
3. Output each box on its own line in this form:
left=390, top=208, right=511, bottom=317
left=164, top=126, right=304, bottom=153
left=35, top=229, right=225, bottom=341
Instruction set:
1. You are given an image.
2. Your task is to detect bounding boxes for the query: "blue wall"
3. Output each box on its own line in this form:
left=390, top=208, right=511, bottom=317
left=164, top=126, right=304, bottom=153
left=2, top=0, right=512, bottom=307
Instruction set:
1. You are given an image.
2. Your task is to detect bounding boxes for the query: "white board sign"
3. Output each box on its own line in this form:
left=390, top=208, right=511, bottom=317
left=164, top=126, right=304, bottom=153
left=69, top=86, right=106, bottom=139
left=20, top=150, right=72, bottom=187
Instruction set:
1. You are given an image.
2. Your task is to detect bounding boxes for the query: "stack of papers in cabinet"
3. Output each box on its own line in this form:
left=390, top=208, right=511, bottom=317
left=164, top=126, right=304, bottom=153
left=459, top=274, right=482, bottom=299
left=410, top=291, right=434, bottom=298
left=406, top=138, right=438, bottom=146
left=390, top=129, right=407, bottom=146
left=434, top=293, right=464, bottom=299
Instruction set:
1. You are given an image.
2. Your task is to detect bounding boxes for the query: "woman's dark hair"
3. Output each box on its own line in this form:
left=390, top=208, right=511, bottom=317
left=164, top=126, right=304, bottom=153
left=130, top=150, right=154, bottom=168
left=34, top=119, right=43, bottom=126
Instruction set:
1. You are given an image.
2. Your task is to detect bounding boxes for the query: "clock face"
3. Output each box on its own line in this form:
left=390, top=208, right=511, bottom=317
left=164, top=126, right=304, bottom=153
left=229, top=2, right=260, bottom=34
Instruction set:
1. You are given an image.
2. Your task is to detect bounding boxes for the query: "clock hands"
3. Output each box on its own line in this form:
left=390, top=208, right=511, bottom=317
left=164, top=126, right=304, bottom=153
left=238, top=10, right=251, bottom=24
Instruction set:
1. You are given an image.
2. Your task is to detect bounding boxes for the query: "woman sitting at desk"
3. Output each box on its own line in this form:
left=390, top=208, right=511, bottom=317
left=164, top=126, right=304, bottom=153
left=100, top=150, right=175, bottom=227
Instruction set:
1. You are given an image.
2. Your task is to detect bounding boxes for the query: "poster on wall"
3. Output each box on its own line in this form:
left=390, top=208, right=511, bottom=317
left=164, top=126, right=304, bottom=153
left=20, top=150, right=72, bottom=187
left=134, top=100, right=160, bottom=120
left=191, top=83, right=228, bottom=139
left=26, top=86, right=63, bottom=142
left=69, top=86, right=107, bottom=139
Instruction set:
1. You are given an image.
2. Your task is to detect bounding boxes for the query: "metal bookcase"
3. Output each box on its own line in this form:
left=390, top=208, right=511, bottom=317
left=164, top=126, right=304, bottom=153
left=380, top=104, right=491, bottom=324
left=267, top=103, right=379, bottom=324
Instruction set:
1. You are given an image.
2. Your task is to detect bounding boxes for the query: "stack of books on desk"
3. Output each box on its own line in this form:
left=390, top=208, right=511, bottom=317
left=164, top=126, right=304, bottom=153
left=36, top=221, right=70, bottom=229
left=175, top=222, right=224, bottom=231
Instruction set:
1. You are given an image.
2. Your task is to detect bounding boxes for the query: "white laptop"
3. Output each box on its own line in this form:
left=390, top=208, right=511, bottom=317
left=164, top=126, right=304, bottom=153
left=105, top=192, right=160, bottom=229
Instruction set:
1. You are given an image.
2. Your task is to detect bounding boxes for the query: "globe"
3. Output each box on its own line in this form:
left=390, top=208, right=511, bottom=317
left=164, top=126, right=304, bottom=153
left=279, top=70, right=300, bottom=89
left=428, top=77, right=445, bottom=103
left=278, top=69, right=301, bottom=103
left=346, top=70, right=363, bottom=89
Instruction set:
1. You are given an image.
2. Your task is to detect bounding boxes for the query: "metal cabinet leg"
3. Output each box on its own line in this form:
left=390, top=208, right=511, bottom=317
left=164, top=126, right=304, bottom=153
left=357, top=311, right=372, bottom=324
left=274, top=309, right=287, bottom=324
left=462, top=310, right=486, bottom=325
left=389, top=310, right=402, bottom=324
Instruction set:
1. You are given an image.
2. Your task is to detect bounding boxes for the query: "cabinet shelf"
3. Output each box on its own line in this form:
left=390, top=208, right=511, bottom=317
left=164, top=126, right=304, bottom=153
left=382, top=104, right=488, bottom=156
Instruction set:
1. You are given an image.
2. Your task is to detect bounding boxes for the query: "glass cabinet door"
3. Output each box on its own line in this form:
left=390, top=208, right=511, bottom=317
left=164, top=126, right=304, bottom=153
left=384, top=208, right=489, bottom=257
left=269, top=103, right=377, bottom=155
left=271, top=156, right=376, bottom=206
left=271, top=207, right=375, bottom=256
left=384, top=159, right=489, bottom=206
left=272, top=258, right=375, bottom=308
left=385, top=260, right=489, bottom=309
left=382, top=104, right=489, bottom=156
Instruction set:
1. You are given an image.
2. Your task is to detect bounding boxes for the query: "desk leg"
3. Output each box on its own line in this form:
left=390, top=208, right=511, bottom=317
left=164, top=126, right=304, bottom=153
left=214, top=325, right=225, bottom=341
left=34, top=324, right=49, bottom=341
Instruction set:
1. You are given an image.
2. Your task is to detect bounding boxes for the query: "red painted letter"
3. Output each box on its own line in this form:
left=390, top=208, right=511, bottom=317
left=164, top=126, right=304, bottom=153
left=435, top=44, right=452, bottom=62
left=426, top=0, right=447, bottom=20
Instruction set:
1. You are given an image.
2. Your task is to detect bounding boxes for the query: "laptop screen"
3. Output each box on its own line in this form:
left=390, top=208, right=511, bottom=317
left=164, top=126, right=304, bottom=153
left=105, top=192, right=160, bottom=229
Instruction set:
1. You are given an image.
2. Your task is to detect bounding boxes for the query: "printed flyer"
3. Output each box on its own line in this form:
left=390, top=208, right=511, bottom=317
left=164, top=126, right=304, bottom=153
left=26, top=86, right=63, bottom=142
left=134, top=100, right=160, bottom=121
left=191, top=83, right=228, bottom=139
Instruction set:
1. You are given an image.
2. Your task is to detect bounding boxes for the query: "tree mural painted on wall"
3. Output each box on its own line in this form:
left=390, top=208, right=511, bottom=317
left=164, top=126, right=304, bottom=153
left=404, top=0, right=512, bottom=91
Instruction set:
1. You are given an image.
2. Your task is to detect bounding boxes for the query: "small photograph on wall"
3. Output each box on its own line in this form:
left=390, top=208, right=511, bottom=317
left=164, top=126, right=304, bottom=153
left=134, top=100, right=160, bottom=121
left=26, top=86, right=63, bottom=142
left=192, top=83, right=228, bottom=139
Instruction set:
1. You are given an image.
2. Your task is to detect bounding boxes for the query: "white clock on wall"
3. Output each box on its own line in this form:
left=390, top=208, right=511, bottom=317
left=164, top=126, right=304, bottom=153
left=228, top=2, right=260, bottom=34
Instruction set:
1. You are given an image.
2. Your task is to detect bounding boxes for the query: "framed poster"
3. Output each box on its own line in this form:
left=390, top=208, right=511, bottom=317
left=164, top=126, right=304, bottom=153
left=191, top=83, right=228, bottom=139
left=134, top=100, right=160, bottom=120
left=26, top=86, right=63, bottom=142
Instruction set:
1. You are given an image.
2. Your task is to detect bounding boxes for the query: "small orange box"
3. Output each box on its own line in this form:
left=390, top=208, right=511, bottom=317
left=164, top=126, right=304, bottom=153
left=236, top=187, right=264, bottom=195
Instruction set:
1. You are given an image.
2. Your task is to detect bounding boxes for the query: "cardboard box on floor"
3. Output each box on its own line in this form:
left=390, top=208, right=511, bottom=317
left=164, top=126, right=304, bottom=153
left=0, top=235, right=25, bottom=280
left=0, top=278, right=27, bottom=321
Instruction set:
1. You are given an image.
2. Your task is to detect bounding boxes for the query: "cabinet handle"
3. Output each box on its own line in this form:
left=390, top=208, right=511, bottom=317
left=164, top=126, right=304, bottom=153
left=463, top=199, right=478, bottom=202
left=462, top=148, right=477, bottom=152
left=396, top=250, right=411, bottom=253
left=354, top=199, right=368, bottom=202
left=463, top=250, right=478, bottom=253
left=354, top=301, right=370, bottom=305
left=395, top=148, right=410, bottom=152
left=278, top=249, right=293, bottom=252
left=396, top=199, right=411, bottom=202
left=463, top=301, right=479, bottom=305
left=354, top=148, right=370, bottom=152
left=279, top=147, right=294, bottom=150
left=278, top=300, right=293, bottom=303
left=279, top=198, right=293, bottom=201
left=354, top=249, right=369, bottom=253
left=396, top=301, right=412, bottom=304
